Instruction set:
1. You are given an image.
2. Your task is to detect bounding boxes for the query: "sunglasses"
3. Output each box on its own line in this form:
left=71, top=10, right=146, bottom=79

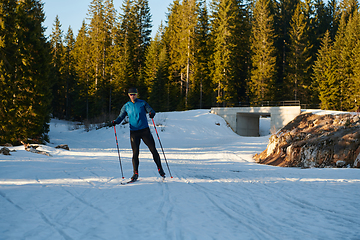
left=129, top=93, right=137, bottom=96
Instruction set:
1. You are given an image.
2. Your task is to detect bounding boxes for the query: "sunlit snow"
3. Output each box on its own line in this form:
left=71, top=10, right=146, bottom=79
left=1, top=109, right=359, bottom=239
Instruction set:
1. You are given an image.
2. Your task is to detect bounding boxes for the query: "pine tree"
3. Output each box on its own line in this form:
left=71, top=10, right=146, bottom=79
left=210, top=0, right=237, bottom=104
left=332, top=9, right=359, bottom=111
left=63, top=26, right=76, bottom=119
left=164, top=0, right=198, bottom=109
left=87, top=0, right=105, bottom=115
left=231, top=0, right=251, bottom=103
left=104, top=0, right=117, bottom=114
left=144, top=30, right=162, bottom=108
left=339, top=10, right=359, bottom=110
left=312, top=0, right=337, bottom=91
left=0, top=1, right=6, bottom=94
left=313, top=31, right=339, bottom=110
left=18, top=0, right=52, bottom=143
left=349, top=11, right=360, bottom=111
left=163, top=0, right=183, bottom=110
left=1, top=0, right=51, bottom=144
left=117, top=0, right=137, bottom=85
left=209, top=0, right=251, bottom=105
left=73, top=21, right=91, bottom=120
left=191, top=0, right=213, bottom=108
left=84, top=0, right=117, bottom=117
left=113, top=0, right=151, bottom=106
left=314, top=0, right=331, bottom=49
left=273, top=0, right=299, bottom=100
left=182, top=0, right=197, bottom=109
left=49, top=15, right=65, bottom=118
left=286, top=2, right=313, bottom=103
left=326, top=0, right=341, bottom=40
left=250, top=0, right=277, bottom=101
left=143, top=26, right=170, bottom=111
left=0, top=0, right=17, bottom=144
left=353, top=39, right=360, bottom=110
left=134, top=0, right=152, bottom=97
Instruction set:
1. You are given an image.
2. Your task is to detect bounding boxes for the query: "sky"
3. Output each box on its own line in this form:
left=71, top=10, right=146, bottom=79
left=42, top=0, right=174, bottom=38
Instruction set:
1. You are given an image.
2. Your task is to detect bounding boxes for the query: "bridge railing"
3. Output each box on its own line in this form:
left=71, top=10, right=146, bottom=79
left=214, top=100, right=301, bottom=107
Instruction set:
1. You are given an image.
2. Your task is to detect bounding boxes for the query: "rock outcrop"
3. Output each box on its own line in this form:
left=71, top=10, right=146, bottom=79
left=254, top=112, right=360, bottom=168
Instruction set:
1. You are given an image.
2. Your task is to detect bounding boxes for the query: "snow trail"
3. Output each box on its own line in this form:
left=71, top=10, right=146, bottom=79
left=1, top=110, right=360, bottom=239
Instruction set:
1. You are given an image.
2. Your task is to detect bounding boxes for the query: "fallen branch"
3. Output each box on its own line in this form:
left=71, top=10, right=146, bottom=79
left=21, top=141, right=52, bottom=157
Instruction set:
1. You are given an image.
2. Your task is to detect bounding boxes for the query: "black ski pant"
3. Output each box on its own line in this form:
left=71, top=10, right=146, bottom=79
left=130, top=127, right=162, bottom=174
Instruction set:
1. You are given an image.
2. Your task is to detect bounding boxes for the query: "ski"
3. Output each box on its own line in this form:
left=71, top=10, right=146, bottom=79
left=121, top=177, right=166, bottom=185
left=121, top=179, right=139, bottom=185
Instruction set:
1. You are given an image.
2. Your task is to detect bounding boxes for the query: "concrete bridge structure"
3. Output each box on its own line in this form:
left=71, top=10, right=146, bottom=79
left=211, top=106, right=301, bottom=136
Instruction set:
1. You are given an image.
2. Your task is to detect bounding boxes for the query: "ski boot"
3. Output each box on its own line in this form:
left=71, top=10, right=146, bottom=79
left=131, top=172, right=138, bottom=181
left=158, top=168, right=165, bottom=178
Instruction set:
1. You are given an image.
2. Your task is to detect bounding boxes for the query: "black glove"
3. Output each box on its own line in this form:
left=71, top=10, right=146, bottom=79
left=149, top=112, right=155, bottom=118
left=106, top=120, right=116, bottom=127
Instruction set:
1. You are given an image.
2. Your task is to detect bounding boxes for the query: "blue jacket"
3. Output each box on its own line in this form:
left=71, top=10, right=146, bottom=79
left=114, top=99, right=155, bottom=131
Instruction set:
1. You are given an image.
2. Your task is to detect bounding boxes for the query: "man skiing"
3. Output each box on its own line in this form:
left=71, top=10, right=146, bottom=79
left=108, top=87, right=165, bottom=181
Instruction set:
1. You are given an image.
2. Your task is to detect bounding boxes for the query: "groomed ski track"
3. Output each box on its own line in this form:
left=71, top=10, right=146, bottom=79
left=1, top=110, right=360, bottom=240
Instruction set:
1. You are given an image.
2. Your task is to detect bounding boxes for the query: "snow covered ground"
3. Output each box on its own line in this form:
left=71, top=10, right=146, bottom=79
left=1, top=109, right=360, bottom=240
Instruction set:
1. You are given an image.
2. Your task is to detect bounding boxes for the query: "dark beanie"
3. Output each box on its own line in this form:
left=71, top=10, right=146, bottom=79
left=128, top=87, right=138, bottom=94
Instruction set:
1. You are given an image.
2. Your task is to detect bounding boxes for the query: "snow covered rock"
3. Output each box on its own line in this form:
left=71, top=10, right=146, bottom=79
left=55, top=144, right=70, bottom=150
left=254, top=112, right=360, bottom=168
left=0, top=147, right=11, bottom=155
left=21, top=141, right=52, bottom=157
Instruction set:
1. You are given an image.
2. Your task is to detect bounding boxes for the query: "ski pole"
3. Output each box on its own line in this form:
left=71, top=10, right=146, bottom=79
left=113, top=125, right=124, bottom=179
left=152, top=118, right=173, bottom=178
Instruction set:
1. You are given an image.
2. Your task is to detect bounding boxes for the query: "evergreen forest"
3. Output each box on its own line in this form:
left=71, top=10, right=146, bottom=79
left=1, top=0, right=360, bottom=145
